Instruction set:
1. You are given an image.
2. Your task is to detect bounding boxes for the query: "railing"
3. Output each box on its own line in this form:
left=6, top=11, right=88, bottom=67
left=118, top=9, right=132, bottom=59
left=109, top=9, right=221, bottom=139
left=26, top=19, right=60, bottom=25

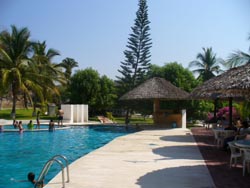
left=35, top=155, right=69, bottom=188
left=51, top=155, right=70, bottom=183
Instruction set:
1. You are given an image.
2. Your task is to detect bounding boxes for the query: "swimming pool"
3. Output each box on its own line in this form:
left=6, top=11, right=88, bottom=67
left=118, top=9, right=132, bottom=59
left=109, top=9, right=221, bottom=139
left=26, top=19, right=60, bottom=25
left=2, top=124, right=52, bottom=131
left=0, top=125, right=135, bottom=188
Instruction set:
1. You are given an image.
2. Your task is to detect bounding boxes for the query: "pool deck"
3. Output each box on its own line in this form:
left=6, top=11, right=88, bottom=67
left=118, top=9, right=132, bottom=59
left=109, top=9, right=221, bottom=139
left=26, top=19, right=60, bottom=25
left=44, top=128, right=215, bottom=188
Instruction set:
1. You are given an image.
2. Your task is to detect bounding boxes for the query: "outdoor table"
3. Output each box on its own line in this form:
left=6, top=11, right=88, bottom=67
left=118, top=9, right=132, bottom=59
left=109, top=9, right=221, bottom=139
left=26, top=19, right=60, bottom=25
left=234, top=140, right=250, bottom=149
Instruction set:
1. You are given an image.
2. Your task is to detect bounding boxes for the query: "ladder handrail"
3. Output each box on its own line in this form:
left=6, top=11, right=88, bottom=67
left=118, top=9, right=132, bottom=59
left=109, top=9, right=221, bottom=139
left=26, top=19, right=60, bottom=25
left=35, top=159, right=53, bottom=186
left=51, top=155, right=70, bottom=182
left=35, top=155, right=69, bottom=188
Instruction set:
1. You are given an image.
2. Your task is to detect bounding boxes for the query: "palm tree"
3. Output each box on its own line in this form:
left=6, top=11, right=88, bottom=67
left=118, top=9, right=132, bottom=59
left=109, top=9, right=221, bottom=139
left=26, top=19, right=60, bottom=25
left=226, top=34, right=250, bottom=68
left=31, top=41, right=65, bottom=110
left=0, top=25, right=34, bottom=117
left=58, top=57, right=78, bottom=82
left=189, top=47, right=223, bottom=82
left=55, top=57, right=78, bottom=103
left=226, top=34, right=250, bottom=121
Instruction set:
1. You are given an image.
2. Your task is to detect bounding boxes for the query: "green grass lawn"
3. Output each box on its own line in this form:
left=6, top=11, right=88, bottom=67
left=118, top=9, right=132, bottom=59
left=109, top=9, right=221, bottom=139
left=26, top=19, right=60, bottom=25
left=0, top=108, right=154, bottom=125
left=0, top=108, right=197, bottom=129
left=88, top=116, right=154, bottom=125
left=0, top=108, right=56, bottom=120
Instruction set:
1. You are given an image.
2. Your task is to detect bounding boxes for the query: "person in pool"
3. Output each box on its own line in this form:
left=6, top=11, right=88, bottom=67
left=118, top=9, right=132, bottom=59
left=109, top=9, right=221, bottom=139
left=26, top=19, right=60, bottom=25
left=18, top=121, right=23, bottom=133
left=27, top=172, right=44, bottom=187
left=49, top=119, right=55, bottom=132
left=27, top=120, right=34, bottom=130
left=13, top=119, right=18, bottom=128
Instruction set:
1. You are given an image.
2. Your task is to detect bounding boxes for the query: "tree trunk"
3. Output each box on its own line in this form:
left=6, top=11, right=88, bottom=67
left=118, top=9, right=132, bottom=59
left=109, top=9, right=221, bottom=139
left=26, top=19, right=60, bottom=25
left=125, top=108, right=130, bottom=125
left=32, top=105, right=37, bottom=117
left=0, top=98, right=2, bottom=110
left=11, top=95, right=16, bottom=119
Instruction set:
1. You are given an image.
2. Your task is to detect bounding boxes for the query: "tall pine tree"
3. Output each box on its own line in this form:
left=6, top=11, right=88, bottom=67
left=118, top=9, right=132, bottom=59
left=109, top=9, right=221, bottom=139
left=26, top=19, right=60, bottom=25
left=116, top=0, right=152, bottom=96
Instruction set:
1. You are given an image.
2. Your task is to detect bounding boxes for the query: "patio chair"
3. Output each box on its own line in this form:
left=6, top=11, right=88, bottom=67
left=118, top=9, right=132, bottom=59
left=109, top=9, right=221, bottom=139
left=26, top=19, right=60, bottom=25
left=228, top=142, right=242, bottom=168
left=234, top=134, right=247, bottom=141
left=242, top=149, right=250, bottom=176
left=213, top=130, right=224, bottom=148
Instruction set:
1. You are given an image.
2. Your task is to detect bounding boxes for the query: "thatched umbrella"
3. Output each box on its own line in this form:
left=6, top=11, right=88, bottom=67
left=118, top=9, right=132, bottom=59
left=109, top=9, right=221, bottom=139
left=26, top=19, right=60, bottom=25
left=189, top=63, right=250, bottom=99
left=189, top=63, right=250, bottom=126
left=120, top=77, right=189, bottom=125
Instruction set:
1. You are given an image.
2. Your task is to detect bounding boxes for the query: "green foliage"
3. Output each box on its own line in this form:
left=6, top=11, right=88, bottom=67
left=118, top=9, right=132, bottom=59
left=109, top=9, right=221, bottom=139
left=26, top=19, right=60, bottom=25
left=30, top=40, right=63, bottom=109
left=235, top=101, right=250, bottom=120
left=0, top=26, right=66, bottom=117
left=58, top=57, right=79, bottom=82
left=189, top=47, right=223, bottom=82
left=226, top=33, right=250, bottom=68
left=69, top=68, right=100, bottom=105
left=188, top=100, right=215, bottom=120
left=119, top=100, right=153, bottom=117
left=147, top=62, right=199, bottom=92
left=106, top=112, right=114, bottom=121
left=146, top=64, right=164, bottom=78
left=0, top=25, right=34, bottom=116
left=116, top=0, right=152, bottom=96
left=69, top=69, right=117, bottom=113
left=58, top=57, right=79, bottom=103
left=97, top=75, right=117, bottom=110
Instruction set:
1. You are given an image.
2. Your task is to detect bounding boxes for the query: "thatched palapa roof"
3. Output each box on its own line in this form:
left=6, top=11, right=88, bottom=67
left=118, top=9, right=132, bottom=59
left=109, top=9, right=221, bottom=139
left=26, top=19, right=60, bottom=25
left=189, top=63, right=250, bottom=99
left=120, top=77, right=189, bottom=100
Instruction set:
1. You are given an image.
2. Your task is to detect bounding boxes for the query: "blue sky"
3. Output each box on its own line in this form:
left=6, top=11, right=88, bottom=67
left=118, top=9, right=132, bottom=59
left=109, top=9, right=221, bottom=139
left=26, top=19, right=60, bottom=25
left=1, top=0, right=250, bottom=79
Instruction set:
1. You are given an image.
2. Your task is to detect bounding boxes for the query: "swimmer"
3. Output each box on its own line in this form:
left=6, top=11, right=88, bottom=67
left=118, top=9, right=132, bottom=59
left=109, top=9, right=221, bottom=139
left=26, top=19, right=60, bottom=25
left=18, top=121, right=24, bottom=133
left=27, top=172, right=36, bottom=184
left=48, top=119, right=55, bottom=132
left=27, top=172, right=44, bottom=187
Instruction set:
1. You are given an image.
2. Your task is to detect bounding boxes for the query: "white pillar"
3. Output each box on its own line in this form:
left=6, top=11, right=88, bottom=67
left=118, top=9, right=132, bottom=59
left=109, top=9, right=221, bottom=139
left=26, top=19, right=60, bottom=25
left=61, top=104, right=73, bottom=123
left=181, top=109, right=186, bottom=129
left=80, top=105, right=84, bottom=123
left=61, top=104, right=89, bottom=123
left=84, top=105, right=88, bottom=122
left=73, top=105, right=77, bottom=123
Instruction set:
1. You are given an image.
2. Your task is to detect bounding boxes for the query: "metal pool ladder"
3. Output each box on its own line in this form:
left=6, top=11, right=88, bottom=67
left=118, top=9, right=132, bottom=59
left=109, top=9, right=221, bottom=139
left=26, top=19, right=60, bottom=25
left=35, top=155, right=70, bottom=188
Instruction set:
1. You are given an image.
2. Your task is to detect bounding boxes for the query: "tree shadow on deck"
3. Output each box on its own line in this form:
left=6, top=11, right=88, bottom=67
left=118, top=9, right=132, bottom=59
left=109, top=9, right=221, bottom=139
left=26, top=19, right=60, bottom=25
left=153, top=145, right=205, bottom=160
left=136, top=165, right=215, bottom=188
left=191, top=127, right=250, bottom=188
left=159, top=133, right=194, bottom=143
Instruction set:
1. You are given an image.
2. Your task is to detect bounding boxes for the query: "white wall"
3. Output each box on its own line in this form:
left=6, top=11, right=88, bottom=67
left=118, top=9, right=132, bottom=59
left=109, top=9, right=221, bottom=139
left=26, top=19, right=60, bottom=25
left=181, top=109, right=186, bottom=129
left=61, top=104, right=88, bottom=123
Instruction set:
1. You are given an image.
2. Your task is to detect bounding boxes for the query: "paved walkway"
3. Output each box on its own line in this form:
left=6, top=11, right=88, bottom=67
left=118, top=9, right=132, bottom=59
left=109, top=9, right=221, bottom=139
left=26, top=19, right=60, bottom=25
left=45, top=129, right=215, bottom=188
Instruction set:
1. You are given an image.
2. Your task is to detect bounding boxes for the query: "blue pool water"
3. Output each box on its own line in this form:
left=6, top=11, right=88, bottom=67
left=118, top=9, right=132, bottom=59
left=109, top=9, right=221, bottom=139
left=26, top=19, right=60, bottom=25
left=0, top=125, right=134, bottom=188
left=3, top=124, right=49, bottom=130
